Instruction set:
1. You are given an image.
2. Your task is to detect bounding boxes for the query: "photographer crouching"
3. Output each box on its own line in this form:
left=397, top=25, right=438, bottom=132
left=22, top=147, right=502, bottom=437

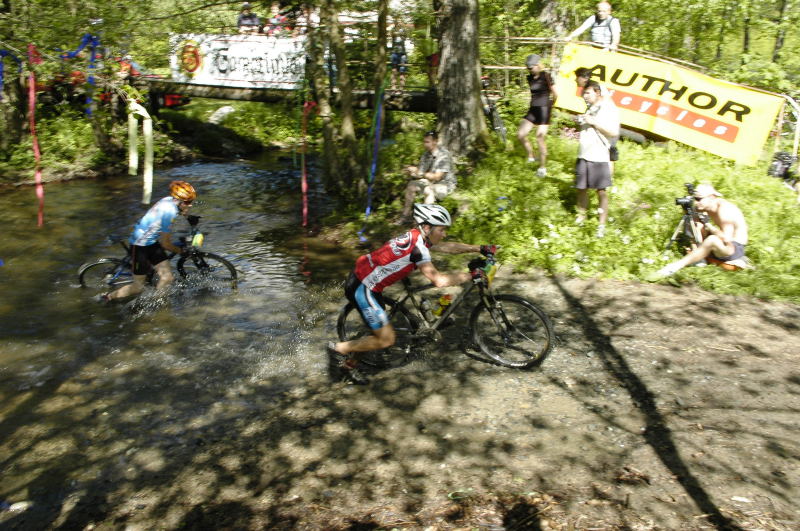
left=653, top=183, right=748, bottom=278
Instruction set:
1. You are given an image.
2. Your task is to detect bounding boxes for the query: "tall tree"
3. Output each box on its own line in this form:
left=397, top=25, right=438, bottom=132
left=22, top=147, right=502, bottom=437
left=325, top=0, right=359, bottom=188
left=772, top=0, right=795, bottom=61
left=437, top=0, right=487, bottom=157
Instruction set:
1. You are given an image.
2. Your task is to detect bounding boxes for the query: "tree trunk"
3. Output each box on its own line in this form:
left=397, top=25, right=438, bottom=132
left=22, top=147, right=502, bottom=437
left=325, top=0, right=359, bottom=189
left=772, top=0, right=793, bottom=62
left=742, top=1, right=752, bottom=57
left=437, top=0, right=488, bottom=158
left=537, top=0, right=568, bottom=36
left=715, top=1, right=735, bottom=61
left=374, top=0, right=388, bottom=95
left=1, top=74, right=26, bottom=151
left=305, top=6, right=338, bottom=188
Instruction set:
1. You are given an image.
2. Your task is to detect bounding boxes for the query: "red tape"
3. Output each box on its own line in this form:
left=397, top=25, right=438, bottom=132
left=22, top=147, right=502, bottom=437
left=28, top=44, right=44, bottom=227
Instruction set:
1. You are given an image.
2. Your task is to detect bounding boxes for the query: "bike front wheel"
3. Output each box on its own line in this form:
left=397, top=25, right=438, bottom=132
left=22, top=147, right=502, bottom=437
left=336, top=297, right=419, bottom=368
left=176, top=251, right=238, bottom=290
left=470, top=294, right=554, bottom=369
left=78, top=258, right=132, bottom=296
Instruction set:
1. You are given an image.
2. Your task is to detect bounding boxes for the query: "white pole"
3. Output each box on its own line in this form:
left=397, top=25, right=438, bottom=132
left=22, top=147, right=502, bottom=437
left=143, top=116, right=153, bottom=204
left=128, top=101, right=154, bottom=204
left=128, top=112, right=138, bottom=176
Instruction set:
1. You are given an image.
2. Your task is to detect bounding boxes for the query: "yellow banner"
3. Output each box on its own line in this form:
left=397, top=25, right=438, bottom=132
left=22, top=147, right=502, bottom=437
left=554, top=44, right=784, bottom=165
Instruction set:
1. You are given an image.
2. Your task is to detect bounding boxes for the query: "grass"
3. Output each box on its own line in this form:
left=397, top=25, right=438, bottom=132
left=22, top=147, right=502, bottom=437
left=347, top=110, right=800, bottom=303
left=448, top=123, right=800, bottom=302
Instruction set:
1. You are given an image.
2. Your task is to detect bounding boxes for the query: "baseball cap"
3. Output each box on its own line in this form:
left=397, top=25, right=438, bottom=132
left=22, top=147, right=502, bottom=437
left=693, top=183, right=723, bottom=198
left=525, top=54, right=541, bottom=68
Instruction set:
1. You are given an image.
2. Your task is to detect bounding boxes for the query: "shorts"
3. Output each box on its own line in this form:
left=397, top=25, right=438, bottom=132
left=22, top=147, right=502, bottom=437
left=712, top=241, right=746, bottom=262
left=345, top=272, right=390, bottom=330
left=523, top=105, right=552, bottom=126
left=390, top=53, right=407, bottom=73
left=131, top=243, right=169, bottom=275
left=575, top=158, right=612, bottom=190
left=413, top=178, right=451, bottom=201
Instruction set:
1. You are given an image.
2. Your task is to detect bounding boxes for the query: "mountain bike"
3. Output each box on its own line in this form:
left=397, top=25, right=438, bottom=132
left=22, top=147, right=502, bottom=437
left=481, top=76, right=507, bottom=144
left=77, top=215, right=237, bottom=296
left=336, top=253, right=553, bottom=370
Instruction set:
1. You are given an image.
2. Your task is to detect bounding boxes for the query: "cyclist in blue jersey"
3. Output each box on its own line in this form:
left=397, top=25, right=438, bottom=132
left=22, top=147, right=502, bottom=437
left=104, top=181, right=196, bottom=301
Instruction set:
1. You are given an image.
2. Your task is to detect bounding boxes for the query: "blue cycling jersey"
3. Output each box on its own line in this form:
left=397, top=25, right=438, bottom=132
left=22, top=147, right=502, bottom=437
left=129, top=196, right=179, bottom=246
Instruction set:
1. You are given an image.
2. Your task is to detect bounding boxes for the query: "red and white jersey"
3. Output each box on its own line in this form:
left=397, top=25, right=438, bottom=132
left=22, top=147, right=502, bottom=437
left=354, top=229, right=432, bottom=292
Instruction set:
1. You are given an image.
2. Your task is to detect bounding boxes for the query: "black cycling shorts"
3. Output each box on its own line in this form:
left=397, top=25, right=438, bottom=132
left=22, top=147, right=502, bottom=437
left=523, top=105, right=552, bottom=126
left=131, top=243, right=169, bottom=275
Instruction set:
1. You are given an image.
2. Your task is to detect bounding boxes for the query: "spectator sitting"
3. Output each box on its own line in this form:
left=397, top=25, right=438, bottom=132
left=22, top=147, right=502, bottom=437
left=396, top=130, right=455, bottom=224
left=237, top=2, right=261, bottom=34
left=566, top=1, right=620, bottom=52
left=652, top=184, right=749, bottom=278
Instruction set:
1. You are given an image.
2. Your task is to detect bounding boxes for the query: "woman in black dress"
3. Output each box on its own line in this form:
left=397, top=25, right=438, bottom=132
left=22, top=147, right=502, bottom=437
left=516, top=54, right=558, bottom=177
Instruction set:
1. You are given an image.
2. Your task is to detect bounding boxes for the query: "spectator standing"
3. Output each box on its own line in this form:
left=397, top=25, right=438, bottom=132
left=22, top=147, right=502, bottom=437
left=517, top=54, right=557, bottom=177
left=574, top=81, right=619, bottom=238
left=237, top=2, right=261, bottom=34
left=575, top=67, right=618, bottom=174
left=264, top=2, right=288, bottom=36
left=397, top=130, right=455, bottom=224
left=566, top=2, right=620, bottom=52
left=390, top=34, right=408, bottom=93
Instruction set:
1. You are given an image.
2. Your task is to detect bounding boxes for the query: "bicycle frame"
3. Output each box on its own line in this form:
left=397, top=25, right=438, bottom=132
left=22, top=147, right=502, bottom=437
left=393, top=275, right=492, bottom=332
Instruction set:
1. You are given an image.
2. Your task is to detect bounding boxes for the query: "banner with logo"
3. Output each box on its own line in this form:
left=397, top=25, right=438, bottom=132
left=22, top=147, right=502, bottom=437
left=169, top=34, right=305, bottom=90
left=555, top=44, right=784, bottom=165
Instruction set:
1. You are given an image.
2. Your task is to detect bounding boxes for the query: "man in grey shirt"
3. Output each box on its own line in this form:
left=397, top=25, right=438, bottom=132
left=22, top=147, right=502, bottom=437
left=398, top=131, right=455, bottom=223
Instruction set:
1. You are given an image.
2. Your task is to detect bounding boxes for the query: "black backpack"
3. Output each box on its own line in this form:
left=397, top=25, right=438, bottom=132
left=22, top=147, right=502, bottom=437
left=768, top=151, right=797, bottom=179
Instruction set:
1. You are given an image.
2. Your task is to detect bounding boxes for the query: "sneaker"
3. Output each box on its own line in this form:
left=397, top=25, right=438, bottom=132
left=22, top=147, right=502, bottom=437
left=93, top=292, right=112, bottom=304
left=645, top=264, right=679, bottom=282
left=596, top=224, right=606, bottom=238
left=575, top=214, right=586, bottom=225
left=527, top=157, right=536, bottom=163
left=326, top=342, right=370, bottom=385
left=341, top=365, right=370, bottom=386
left=536, top=167, right=547, bottom=177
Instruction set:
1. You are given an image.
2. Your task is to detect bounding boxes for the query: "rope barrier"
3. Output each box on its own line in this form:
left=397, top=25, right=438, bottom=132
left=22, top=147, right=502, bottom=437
left=27, top=44, right=44, bottom=227
left=356, top=77, right=389, bottom=242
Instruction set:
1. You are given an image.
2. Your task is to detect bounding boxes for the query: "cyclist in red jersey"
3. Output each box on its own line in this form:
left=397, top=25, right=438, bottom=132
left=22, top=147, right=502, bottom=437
left=327, top=204, right=492, bottom=385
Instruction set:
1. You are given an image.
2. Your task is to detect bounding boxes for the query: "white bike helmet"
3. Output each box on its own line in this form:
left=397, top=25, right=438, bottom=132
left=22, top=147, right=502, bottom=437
left=413, top=203, right=452, bottom=227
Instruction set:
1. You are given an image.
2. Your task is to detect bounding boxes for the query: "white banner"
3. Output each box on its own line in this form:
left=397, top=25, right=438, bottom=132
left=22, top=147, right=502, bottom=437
left=169, top=34, right=306, bottom=89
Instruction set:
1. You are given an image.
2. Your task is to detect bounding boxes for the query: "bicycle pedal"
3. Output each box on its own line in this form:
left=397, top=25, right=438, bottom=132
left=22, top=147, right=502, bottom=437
left=439, top=316, right=456, bottom=329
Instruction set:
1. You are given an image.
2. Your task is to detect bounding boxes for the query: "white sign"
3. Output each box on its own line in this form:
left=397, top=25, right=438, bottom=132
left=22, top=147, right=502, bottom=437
left=169, top=34, right=306, bottom=89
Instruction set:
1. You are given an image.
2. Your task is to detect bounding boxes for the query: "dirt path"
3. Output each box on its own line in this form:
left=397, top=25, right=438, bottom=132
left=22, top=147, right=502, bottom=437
left=2, top=270, right=798, bottom=530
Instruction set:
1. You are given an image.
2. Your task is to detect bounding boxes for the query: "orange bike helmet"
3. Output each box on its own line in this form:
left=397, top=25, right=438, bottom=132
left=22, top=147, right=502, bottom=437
left=169, top=180, right=197, bottom=202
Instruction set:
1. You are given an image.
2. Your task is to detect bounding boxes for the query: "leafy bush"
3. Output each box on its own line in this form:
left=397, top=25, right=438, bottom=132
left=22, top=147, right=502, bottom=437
left=447, top=129, right=800, bottom=302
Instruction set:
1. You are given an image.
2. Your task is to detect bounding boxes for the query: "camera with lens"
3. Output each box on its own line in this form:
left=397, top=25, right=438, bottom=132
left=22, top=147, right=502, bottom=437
left=675, top=183, right=696, bottom=212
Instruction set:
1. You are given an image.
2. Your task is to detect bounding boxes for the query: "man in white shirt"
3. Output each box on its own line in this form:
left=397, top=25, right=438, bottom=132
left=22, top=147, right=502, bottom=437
left=574, top=81, right=620, bottom=238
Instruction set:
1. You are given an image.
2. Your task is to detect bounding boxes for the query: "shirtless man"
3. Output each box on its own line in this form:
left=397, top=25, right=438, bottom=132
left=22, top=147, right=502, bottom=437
left=655, top=183, right=748, bottom=277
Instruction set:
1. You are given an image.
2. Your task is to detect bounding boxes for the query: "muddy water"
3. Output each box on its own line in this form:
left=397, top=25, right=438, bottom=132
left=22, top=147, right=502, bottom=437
left=0, top=157, right=361, bottom=507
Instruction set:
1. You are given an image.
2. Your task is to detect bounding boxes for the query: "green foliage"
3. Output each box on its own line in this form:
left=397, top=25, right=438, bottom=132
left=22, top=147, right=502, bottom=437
left=445, top=129, right=800, bottom=302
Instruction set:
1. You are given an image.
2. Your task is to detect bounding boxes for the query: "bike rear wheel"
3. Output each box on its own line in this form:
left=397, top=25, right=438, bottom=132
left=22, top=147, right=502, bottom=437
left=176, top=251, right=238, bottom=290
left=490, top=105, right=507, bottom=143
left=336, top=298, right=418, bottom=368
left=470, top=294, right=553, bottom=369
left=78, top=258, right=132, bottom=296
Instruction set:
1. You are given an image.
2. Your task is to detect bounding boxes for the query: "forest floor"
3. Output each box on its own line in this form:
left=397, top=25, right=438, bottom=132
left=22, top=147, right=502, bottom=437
left=1, top=268, right=798, bottom=530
